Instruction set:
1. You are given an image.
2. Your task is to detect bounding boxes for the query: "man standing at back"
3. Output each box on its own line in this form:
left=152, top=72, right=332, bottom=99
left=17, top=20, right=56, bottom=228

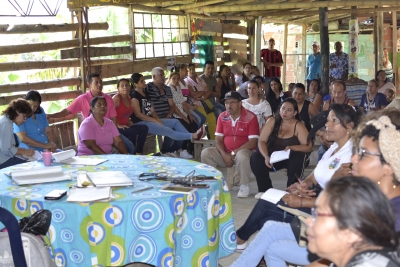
left=47, top=73, right=135, bottom=154
left=201, top=91, right=259, bottom=198
left=306, top=41, right=321, bottom=88
left=261, top=38, right=283, bottom=86
left=329, top=41, right=349, bottom=80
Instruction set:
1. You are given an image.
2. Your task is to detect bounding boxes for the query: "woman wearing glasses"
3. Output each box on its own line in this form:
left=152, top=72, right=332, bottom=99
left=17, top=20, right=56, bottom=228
left=233, top=104, right=361, bottom=265
left=0, top=99, right=34, bottom=169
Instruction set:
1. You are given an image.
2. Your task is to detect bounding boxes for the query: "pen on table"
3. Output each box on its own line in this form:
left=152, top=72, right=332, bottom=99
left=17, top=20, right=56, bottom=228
left=132, top=186, right=154, bottom=193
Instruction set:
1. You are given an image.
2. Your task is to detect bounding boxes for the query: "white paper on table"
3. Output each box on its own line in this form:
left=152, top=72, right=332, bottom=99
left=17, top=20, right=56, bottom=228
left=67, top=187, right=112, bottom=202
left=270, top=149, right=291, bottom=164
left=87, top=171, right=133, bottom=187
left=10, top=166, right=72, bottom=185
left=16, top=150, right=43, bottom=162
left=53, top=149, right=108, bottom=166
left=260, top=188, right=288, bottom=204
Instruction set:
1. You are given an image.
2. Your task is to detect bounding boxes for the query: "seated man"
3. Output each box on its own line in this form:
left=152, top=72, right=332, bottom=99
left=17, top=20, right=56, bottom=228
left=201, top=91, right=259, bottom=198
left=47, top=73, right=135, bottom=154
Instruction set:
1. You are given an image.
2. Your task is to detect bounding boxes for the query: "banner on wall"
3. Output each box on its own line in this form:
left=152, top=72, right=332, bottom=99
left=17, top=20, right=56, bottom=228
left=348, top=19, right=359, bottom=78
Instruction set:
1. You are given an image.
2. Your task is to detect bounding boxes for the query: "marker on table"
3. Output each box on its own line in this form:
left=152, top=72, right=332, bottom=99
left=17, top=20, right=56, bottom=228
left=131, top=186, right=154, bottom=193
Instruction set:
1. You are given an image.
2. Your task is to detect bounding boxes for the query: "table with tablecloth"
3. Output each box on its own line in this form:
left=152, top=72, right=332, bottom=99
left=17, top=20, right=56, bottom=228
left=0, top=155, right=236, bottom=267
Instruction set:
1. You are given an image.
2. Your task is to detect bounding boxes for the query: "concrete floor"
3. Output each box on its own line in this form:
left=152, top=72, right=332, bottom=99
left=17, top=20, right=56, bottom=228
left=217, top=148, right=318, bottom=267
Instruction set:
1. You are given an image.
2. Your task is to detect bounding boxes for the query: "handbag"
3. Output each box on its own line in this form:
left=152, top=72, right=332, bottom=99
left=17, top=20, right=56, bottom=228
left=289, top=215, right=308, bottom=247
left=201, top=98, right=216, bottom=114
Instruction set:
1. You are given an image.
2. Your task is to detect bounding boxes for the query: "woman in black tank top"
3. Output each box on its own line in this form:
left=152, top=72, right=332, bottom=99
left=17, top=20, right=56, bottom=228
left=216, top=65, right=235, bottom=105
left=250, top=98, right=313, bottom=193
left=292, top=83, right=319, bottom=132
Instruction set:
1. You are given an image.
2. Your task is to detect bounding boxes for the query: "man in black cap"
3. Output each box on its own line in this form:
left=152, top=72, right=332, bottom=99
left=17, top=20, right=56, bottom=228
left=201, top=91, right=259, bottom=198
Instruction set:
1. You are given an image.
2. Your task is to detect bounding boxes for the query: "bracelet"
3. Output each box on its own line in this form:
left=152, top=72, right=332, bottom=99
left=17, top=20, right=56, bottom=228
left=300, top=197, right=303, bottom=207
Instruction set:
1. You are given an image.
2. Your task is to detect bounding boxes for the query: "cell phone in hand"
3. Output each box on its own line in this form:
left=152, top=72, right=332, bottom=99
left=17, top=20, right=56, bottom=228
left=44, top=189, right=67, bottom=200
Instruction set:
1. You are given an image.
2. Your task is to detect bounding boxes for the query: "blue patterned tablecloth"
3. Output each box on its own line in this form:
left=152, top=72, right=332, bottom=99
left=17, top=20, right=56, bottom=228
left=0, top=155, right=236, bottom=267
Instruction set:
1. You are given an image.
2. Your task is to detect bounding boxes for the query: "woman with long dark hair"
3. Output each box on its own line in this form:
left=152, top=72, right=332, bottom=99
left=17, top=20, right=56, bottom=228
left=265, top=77, right=288, bottom=113
left=216, top=64, right=235, bottom=105
left=250, top=98, right=312, bottom=199
left=306, top=79, right=323, bottom=111
left=376, top=69, right=396, bottom=94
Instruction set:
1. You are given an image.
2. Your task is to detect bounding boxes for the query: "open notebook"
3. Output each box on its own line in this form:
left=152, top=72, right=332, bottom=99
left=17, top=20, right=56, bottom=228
left=67, top=187, right=112, bottom=202
left=86, top=171, right=133, bottom=187
left=10, top=166, right=71, bottom=185
left=52, top=149, right=108, bottom=166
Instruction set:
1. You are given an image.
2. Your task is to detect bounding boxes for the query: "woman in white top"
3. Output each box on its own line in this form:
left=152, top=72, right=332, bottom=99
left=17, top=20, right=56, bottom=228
left=241, top=79, right=272, bottom=130
left=376, top=70, right=395, bottom=94
left=233, top=104, right=362, bottom=267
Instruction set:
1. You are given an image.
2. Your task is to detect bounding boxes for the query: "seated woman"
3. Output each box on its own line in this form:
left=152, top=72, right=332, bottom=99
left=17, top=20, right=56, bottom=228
left=250, top=98, right=312, bottom=200
left=112, top=79, right=149, bottom=155
left=0, top=99, right=34, bottom=169
left=292, top=83, right=319, bottom=131
left=265, top=78, right=288, bottom=114
left=306, top=79, right=323, bottom=111
left=241, top=79, right=272, bottom=130
left=236, top=62, right=254, bottom=98
left=376, top=69, right=396, bottom=94
left=384, top=88, right=395, bottom=105
left=216, top=65, right=236, bottom=105
left=78, top=96, right=128, bottom=156
left=359, top=79, right=387, bottom=114
left=168, top=72, right=200, bottom=158
left=13, top=90, right=57, bottom=152
left=185, top=63, right=217, bottom=140
left=130, top=73, right=198, bottom=155
left=306, top=177, right=400, bottom=267
left=235, top=104, right=360, bottom=254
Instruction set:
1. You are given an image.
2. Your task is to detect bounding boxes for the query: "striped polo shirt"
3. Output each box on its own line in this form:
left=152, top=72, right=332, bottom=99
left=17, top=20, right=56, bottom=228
left=145, top=82, right=173, bottom=118
left=261, top=48, right=283, bottom=78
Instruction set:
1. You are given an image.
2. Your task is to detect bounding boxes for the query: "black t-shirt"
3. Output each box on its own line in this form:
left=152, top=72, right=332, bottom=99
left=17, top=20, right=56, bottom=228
left=130, top=90, right=152, bottom=123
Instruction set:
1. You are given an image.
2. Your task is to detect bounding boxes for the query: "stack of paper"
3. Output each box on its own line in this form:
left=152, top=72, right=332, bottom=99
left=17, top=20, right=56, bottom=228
left=87, top=171, right=133, bottom=187
left=53, top=150, right=108, bottom=166
left=270, top=149, right=291, bottom=164
left=67, top=187, right=112, bottom=202
left=10, top=166, right=71, bottom=185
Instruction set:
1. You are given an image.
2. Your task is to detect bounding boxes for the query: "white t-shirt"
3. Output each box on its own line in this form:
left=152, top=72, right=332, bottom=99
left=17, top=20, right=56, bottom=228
left=378, top=82, right=395, bottom=94
left=241, top=99, right=272, bottom=128
left=313, top=139, right=353, bottom=189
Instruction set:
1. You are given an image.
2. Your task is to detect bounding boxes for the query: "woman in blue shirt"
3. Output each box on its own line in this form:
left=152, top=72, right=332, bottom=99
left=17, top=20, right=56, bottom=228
left=13, top=90, right=57, bottom=152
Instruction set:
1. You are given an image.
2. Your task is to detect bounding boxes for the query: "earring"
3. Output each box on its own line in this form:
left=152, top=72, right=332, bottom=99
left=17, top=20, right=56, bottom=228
left=378, top=181, right=381, bottom=185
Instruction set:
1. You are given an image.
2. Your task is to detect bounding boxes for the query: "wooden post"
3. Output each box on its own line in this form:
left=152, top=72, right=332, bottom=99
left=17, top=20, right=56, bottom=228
left=247, top=19, right=255, bottom=63
left=392, top=11, right=398, bottom=89
left=255, top=16, right=262, bottom=71
left=374, top=12, right=383, bottom=71
left=128, top=6, right=136, bottom=61
left=282, top=23, right=288, bottom=89
left=77, top=7, right=91, bottom=92
left=319, top=7, right=330, bottom=96
left=302, top=23, right=307, bottom=84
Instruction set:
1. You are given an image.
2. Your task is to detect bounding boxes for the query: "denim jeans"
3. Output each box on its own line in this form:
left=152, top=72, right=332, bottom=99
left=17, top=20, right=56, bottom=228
left=136, top=118, right=191, bottom=153
left=231, top=221, right=310, bottom=267
left=0, top=156, right=26, bottom=169
left=119, top=134, right=135, bottom=154
left=118, top=124, right=149, bottom=153
left=236, top=199, right=311, bottom=241
left=189, top=110, right=206, bottom=129
left=318, top=143, right=327, bottom=162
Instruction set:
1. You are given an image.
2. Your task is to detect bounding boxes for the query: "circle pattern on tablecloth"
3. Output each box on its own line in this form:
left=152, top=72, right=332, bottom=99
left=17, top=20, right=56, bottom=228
left=172, top=197, right=184, bottom=216
left=9, top=191, right=27, bottom=196
left=219, top=202, right=229, bottom=219
left=176, top=213, right=188, bottom=234
left=69, top=249, right=85, bottom=264
left=132, top=200, right=165, bottom=232
left=174, top=255, right=181, bottom=267
left=201, top=197, right=208, bottom=211
left=29, top=201, right=42, bottom=214
left=196, top=252, right=210, bottom=267
left=60, top=228, right=74, bottom=243
left=54, top=248, right=67, bottom=267
left=209, top=229, right=218, bottom=247
left=157, top=247, right=174, bottom=267
left=181, top=234, right=194, bottom=249
left=111, top=242, right=124, bottom=266
left=190, top=217, right=205, bottom=232
left=52, top=208, right=67, bottom=223
left=24, top=193, right=42, bottom=199
left=87, top=222, right=105, bottom=246
left=129, top=234, right=156, bottom=263
left=186, top=191, right=198, bottom=209
left=103, top=206, right=123, bottom=227
left=47, top=225, right=56, bottom=244
left=15, top=199, right=27, bottom=213
left=220, top=221, right=236, bottom=252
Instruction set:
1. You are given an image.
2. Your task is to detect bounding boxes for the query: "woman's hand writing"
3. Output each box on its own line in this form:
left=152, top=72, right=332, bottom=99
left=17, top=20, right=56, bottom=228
left=281, top=194, right=302, bottom=208
left=264, top=155, right=273, bottom=168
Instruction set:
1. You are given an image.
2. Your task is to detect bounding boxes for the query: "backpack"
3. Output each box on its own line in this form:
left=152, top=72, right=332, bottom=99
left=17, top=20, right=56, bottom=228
left=0, top=207, right=54, bottom=267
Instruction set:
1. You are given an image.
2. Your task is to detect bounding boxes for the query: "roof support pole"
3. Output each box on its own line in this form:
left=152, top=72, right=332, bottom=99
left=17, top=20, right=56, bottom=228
left=392, top=11, right=398, bottom=91
left=302, top=23, right=307, bottom=84
left=282, top=23, right=288, bottom=89
left=375, top=11, right=384, bottom=72
left=247, top=19, right=256, bottom=63
left=319, top=6, right=330, bottom=96
left=255, top=16, right=262, bottom=72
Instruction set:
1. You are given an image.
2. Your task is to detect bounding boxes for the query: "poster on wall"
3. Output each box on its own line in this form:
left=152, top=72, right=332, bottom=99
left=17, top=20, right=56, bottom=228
left=348, top=19, right=359, bottom=78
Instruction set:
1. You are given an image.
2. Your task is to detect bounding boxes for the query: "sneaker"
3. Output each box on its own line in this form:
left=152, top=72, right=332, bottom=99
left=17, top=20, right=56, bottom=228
left=237, top=184, right=250, bottom=198
left=255, top=192, right=264, bottom=199
left=165, top=152, right=178, bottom=158
left=236, top=241, right=248, bottom=252
left=180, top=150, right=193, bottom=159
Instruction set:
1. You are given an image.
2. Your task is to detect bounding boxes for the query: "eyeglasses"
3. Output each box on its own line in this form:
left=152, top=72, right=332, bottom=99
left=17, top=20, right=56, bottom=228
left=355, top=147, right=384, bottom=162
left=311, top=208, right=334, bottom=222
left=225, top=101, right=239, bottom=106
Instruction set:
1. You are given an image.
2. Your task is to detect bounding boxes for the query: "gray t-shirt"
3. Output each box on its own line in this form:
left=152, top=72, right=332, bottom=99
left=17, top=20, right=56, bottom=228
left=199, top=73, right=217, bottom=102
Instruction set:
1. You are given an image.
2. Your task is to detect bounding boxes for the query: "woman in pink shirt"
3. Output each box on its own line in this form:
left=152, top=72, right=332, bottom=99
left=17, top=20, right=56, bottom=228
left=78, top=96, right=128, bottom=155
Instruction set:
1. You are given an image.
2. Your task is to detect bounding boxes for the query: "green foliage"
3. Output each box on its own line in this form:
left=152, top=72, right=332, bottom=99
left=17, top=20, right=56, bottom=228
left=7, top=73, right=20, bottom=82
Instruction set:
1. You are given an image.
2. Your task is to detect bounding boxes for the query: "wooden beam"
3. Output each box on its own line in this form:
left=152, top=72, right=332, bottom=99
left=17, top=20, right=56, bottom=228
left=90, top=55, right=192, bottom=79
left=282, top=23, right=288, bottom=88
left=130, top=4, right=184, bottom=15
left=169, top=0, right=228, bottom=10
left=392, top=11, right=398, bottom=88
left=61, top=46, right=131, bottom=59
left=68, top=0, right=186, bottom=8
left=197, top=1, right=400, bottom=13
left=377, top=12, right=384, bottom=71
left=192, top=14, right=254, bottom=20
left=302, top=23, right=307, bottom=84
left=0, top=91, right=83, bottom=106
left=0, top=23, right=108, bottom=34
left=255, top=16, right=262, bottom=71
left=0, top=78, right=81, bottom=94
left=319, top=7, right=330, bottom=96
left=222, top=23, right=247, bottom=35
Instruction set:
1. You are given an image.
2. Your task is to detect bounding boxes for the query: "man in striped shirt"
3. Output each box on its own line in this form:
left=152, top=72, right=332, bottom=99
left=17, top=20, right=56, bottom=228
left=261, top=38, right=284, bottom=87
